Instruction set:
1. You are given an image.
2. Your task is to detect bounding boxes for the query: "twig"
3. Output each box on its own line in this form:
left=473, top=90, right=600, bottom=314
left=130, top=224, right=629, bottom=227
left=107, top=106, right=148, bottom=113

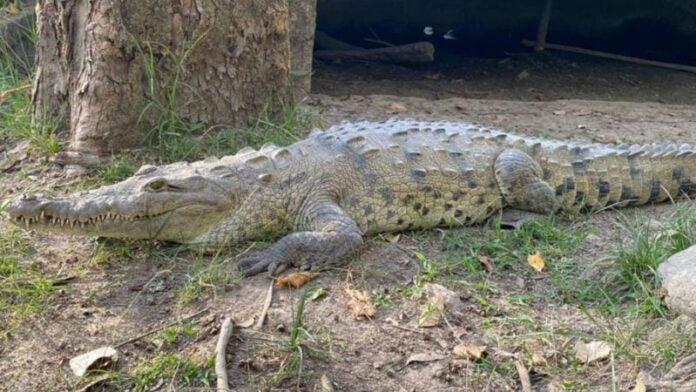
left=254, top=280, right=274, bottom=330
left=315, top=31, right=363, bottom=51
left=442, top=314, right=463, bottom=343
left=215, top=317, right=234, bottom=392
left=515, top=360, right=533, bottom=392
left=521, top=39, right=696, bottom=74
left=383, top=321, right=423, bottom=335
left=114, top=307, right=209, bottom=348
left=0, top=83, right=30, bottom=101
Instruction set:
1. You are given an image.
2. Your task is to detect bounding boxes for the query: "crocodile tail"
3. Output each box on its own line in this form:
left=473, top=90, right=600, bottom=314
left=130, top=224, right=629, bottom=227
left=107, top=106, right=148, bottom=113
left=588, top=143, right=694, bottom=210
left=539, top=142, right=695, bottom=211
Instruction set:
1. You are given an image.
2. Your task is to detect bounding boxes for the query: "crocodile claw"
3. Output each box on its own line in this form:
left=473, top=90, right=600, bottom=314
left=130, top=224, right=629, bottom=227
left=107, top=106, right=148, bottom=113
left=237, top=249, right=290, bottom=277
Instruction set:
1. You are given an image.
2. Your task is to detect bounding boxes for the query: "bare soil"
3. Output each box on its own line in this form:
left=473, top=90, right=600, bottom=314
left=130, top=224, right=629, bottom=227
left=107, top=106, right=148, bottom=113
left=1, top=53, right=696, bottom=391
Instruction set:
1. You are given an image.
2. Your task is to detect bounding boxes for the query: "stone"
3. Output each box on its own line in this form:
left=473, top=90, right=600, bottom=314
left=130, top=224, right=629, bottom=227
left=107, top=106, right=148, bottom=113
left=658, top=245, right=696, bottom=319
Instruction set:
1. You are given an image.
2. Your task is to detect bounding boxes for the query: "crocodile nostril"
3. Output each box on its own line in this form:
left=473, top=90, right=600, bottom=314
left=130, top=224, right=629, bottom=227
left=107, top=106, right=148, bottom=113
left=22, top=193, right=37, bottom=201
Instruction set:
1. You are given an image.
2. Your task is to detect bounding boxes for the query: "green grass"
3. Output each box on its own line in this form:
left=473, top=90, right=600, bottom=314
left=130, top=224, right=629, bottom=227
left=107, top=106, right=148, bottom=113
left=157, top=319, right=199, bottom=346
left=129, top=352, right=215, bottom=391
left=94, top=158, right=138, bottom=183
left=136, top=35, right=315, bottom=164
left=0, top=10, right=61, bottom=154
left=608, top=204, right=696, bottom=317
left=0, top=211, right=56, bottom=337
left=177, top=250, right=238, bottom=305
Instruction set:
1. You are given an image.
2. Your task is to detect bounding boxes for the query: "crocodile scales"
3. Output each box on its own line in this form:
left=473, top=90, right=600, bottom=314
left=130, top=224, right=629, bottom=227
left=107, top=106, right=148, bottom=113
left=5, top=119, right=695, bottom=276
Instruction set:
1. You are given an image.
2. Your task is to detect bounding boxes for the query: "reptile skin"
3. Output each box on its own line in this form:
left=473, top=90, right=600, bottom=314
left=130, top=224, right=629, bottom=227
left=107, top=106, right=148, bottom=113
left=5, top=119, right=695, bottom=275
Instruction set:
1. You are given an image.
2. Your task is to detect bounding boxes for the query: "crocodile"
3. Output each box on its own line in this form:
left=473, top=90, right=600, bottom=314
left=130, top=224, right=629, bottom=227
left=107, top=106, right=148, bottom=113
left=5, top=119, right=695, bottom=276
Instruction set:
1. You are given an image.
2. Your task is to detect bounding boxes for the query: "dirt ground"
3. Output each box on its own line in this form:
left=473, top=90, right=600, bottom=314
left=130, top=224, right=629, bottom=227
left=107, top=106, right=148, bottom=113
left=1, top=53, right=696, bottom=391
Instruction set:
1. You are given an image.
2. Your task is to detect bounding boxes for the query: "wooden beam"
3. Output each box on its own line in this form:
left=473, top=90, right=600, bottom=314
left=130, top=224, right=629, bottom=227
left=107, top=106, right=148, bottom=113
left=521, top=39, right=696, bottom=74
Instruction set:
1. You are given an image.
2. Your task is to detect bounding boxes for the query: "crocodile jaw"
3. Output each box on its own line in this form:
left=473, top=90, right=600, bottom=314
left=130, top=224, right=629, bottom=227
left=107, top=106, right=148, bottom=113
left=5, top=181, right=234, bottom=243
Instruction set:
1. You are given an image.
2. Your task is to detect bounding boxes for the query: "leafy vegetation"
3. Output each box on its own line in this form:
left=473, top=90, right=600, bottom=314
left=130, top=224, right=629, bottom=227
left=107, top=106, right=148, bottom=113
left=129, top=352, right=215, bottom=391
left=0, top=206, right=56, bottom=337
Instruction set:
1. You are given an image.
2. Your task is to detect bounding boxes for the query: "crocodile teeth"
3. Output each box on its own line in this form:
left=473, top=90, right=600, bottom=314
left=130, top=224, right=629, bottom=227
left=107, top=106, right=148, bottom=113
left=40, top=211, right=45, bottom=219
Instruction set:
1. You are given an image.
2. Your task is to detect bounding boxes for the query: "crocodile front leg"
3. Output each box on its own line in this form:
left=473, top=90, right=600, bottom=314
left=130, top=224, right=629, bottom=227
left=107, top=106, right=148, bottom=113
left=237, top=201, right=364, bottom=276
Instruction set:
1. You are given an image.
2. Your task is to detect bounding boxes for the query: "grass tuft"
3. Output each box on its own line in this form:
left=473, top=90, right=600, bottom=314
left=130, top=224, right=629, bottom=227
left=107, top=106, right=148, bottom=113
left=129, top=352, right=215, bottom=391
left=0, top=222, right=56, bottom=338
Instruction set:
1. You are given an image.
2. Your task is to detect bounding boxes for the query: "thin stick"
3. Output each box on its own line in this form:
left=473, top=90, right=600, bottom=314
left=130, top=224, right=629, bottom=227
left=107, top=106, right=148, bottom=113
left=515, top=360, right=533, bottom=392
left=534, top=0, right=553, bottom=51
left=315, top=41, right=435, bottom=63
left=0, top=84, right=30, bottom=101
left=521, top=39, right=696, bottom=74
left=315, top=31, right=363, bottom=51
left=215, top=317, right=234, bottom=392
left=384, top=322, right=423, bottom=335
left=254, top=280, right=274, bottom=330
left=114, top=307, right=209, bottom=348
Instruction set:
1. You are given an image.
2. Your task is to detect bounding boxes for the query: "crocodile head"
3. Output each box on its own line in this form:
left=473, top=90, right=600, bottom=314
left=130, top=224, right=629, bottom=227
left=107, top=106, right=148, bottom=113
left=4, top=161, right=239, bottom=243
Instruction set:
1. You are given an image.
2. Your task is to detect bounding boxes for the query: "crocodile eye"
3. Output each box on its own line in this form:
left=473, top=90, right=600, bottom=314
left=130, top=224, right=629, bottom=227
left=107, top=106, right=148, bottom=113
left=146, top=179, right=167, bottom=192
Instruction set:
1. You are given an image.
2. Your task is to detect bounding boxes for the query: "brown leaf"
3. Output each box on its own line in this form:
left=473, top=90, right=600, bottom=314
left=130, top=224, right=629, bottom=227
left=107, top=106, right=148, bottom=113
left=631, top=374, right=647, bottom=392
left=346, top=289, right=377, bottom=320
left=406, top=352, right=446, bottom=365
left=453, top=342, right=487, bottom=360
left=382, top=232, right=401, bottom=243
left=631, top=378, right=646, bottom=392
left=532, top=352, right=548, bottom=367
left=418, top=293, right=445, bottom=328
left=275, top=271, right=318, bottom=288
left=527, top=252, right=545, bottom=272
left=237, top=317, right=255, bottom=328
left=478, top=255, right=494, bottom=272
left=5, top=3, right=20, bottom=14
left=574, top=340, right=612, bottom=364
left=69, top=346, right=118, bottom=377
left=384, top=102, right=407, bottom=113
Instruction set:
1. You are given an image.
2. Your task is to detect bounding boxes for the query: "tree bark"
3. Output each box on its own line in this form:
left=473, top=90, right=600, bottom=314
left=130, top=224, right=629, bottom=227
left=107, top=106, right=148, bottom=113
left=33, top=0, right=292, bottom=163
left=288, top=0, right=317, bottom=100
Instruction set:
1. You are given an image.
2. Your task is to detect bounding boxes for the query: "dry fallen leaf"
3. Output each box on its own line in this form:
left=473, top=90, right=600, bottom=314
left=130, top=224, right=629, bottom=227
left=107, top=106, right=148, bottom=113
left=384, top=102, right=408, bottom=112
left=69, top=346, right=118, bottom=377
left=237, top=317, right=255, bottom=328
left=382, top=232, right=401, bottom=243
left=631, top=372, right=649, bottom=392
left=346, top=289, right=377, bottom=320
left=574, top=340, right=612, bottom=364
left=453, top=342, right=487, bottom=360
left=275, top=271, right=318, bottom=288
left=418, top=293, right=445, bottom=328
left=320, top=373, right=335, bottom=392
left=527, top=252, right=545, bottom=272
left=406, top=352, right=446, bottom=365
left=631, top=377, right=646, bottom=392
left=478, top=255, right=494, bottom=272
left=532, top=352, right=548, bottom=367
left=5, top=3, right=20, bottom=14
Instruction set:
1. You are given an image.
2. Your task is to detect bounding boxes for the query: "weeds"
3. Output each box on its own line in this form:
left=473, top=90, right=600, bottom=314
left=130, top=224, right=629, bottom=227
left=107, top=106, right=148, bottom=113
left=0, top=9, right=61, bottom=154
left=0, top=224, right=56, bottom=338
left=129, top=352, right=215, bottom=391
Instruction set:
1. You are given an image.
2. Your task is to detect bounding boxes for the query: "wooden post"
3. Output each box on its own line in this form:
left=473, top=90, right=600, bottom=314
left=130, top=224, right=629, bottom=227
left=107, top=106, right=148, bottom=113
left=534, top=0, right=553, bottom=52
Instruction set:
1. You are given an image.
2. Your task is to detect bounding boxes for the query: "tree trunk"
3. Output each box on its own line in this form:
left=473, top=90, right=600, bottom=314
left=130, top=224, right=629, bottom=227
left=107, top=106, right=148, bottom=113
left=288, top=0, right=317, bottom=100
left=33, top=0, right=292, bottom=164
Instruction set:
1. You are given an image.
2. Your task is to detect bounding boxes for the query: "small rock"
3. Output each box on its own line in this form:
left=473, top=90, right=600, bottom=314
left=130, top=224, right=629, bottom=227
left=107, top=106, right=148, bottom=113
left=658, top=245, right=696, bottom=319
left=574, top=340, right=611, bottom=364
left=64, top=164, right=88, bottom=178
left=69, top=346, right=118, bottom=377
left=424, top=283, right=459, bottom=307
left=516, top=70, right=530, bottom=80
